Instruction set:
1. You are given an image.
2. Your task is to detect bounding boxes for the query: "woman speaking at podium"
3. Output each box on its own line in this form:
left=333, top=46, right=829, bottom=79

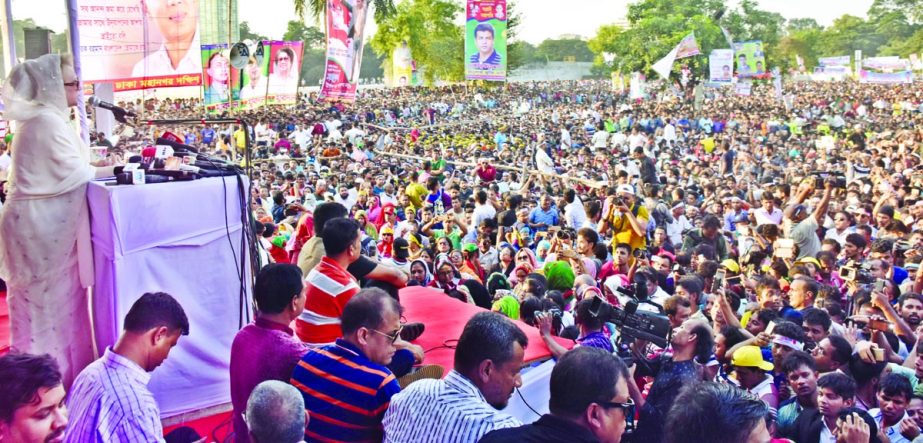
left=0, top=54, right=118, bottom=386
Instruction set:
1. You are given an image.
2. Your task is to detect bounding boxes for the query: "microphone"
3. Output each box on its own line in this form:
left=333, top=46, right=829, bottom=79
left=87, top=96, right=135, bottom=123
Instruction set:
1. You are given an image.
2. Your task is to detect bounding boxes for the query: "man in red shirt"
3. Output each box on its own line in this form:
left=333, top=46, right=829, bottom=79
left=296, top=217, right=362, bottom=345
left=475, top=157, right=497, bottom=184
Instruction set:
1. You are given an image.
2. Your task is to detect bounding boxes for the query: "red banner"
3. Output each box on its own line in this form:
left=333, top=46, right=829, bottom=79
left=320, top=0, right=371, bottom=102
left=112, top=74, right=203, bottom=92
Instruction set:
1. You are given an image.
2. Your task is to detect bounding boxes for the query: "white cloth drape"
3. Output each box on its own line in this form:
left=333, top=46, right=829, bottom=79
left=0, top=54, right=97, bottom=386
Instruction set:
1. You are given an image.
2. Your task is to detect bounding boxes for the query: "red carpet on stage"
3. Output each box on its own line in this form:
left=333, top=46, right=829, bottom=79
left=399, top=286, right=572, bottom=371
left=163, top=411, right=233, bottom=442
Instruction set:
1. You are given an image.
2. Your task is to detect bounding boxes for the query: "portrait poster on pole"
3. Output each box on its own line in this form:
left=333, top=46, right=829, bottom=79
left=200, top=44, right=239, bottom=112
left=732, top=40, right=765, bottom=78
left=319, top=0, right=370, bottom=102
left=708, top=49, right=734, bottom=84
left=238, top=41, right=271, bottom=110
left=268, top=41, right=304, bottom=105
left=75, top=0, right=202, bottom=91
left=465, top=0, right=507, bottom=81
left=392, top=41, right=417, bottom=87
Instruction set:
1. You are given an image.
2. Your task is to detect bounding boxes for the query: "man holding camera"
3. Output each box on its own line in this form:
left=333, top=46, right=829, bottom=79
left=784, top=176, right=834, bottom=260
left=599, top=184, right=649, bottom=252
left=630, top=318, right=713, bottom=443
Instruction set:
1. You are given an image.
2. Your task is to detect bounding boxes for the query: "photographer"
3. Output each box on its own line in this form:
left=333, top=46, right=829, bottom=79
left=783, top=176, right=834, bottom=260
left=536, top=297, right=614, bottom=360
left=599, top=184, right=650, bottom=252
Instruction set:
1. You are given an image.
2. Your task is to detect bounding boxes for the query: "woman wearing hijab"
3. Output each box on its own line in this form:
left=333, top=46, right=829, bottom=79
left=409, top=259, right=432, bottom=286
left=429, top=257, right=464, bottom=293
left=0, top=54, right=120, bottom=386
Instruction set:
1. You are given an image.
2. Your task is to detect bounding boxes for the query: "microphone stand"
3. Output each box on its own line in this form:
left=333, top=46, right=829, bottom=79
left=145, top=117, right=256, bottom=328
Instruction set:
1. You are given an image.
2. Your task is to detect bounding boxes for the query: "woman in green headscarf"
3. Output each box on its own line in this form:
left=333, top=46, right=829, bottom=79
left=491, top=294, right=520, bottom=320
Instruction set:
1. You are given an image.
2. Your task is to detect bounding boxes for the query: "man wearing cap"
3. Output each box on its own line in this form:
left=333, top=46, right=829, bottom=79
left=731, top=346, right=778, bottom=414
left=599, top=184, right=649, bottom=252
left=666, top=203, right=692, bottom=246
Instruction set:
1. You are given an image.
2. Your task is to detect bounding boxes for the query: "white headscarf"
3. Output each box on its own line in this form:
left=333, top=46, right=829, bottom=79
left=2, top=54, right=69, bottom=122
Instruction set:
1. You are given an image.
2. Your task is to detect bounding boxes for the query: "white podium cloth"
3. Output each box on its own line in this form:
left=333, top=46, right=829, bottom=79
left=88, top=176, right=253, bottom=418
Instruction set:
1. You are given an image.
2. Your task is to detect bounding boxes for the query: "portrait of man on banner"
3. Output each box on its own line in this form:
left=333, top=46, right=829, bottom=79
left=470, top=22, right=502, bottom=66
left=132, top=0, right=203, bottom=78
left=203, top=51, right=230, bottom=104
left=240, top=49, right=269, bottom=102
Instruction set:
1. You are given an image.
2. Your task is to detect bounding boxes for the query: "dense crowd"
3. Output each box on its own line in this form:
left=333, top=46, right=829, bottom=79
left=4, top=74, right=923, bottom=443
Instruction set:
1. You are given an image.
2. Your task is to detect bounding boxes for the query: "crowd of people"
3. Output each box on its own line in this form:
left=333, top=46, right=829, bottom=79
left=3, top=54, right=923, bottom=442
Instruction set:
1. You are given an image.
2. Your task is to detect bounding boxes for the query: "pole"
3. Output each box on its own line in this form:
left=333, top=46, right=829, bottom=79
left=65, top=0, right=90, bottom=145
left=0, top=0, right=15, bottom=75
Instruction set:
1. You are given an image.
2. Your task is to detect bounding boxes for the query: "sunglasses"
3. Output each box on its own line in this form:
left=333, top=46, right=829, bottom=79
left=601, top=400, right=636, bottom=431
left=369, top=325, right=403, bottom=344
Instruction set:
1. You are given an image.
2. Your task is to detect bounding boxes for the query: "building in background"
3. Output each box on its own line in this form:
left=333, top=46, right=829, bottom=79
left=200, top=0, right=239, bottom=45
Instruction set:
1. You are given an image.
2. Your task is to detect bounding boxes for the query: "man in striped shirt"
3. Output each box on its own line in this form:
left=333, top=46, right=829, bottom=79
left=291, top=288, right=403, bottom=442
left=382, top=312, right=527, bottom=442
left=296, top=217, right=363, bottom=345
left=64, top=292, right=189, bottom=443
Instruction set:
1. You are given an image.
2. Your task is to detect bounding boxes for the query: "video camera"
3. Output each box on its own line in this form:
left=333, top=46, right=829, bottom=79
left=811, top=171, right=847, bottom=189
left=588, top=294, right=672, bottom=349
left=839, top=260, right=874, bottom=284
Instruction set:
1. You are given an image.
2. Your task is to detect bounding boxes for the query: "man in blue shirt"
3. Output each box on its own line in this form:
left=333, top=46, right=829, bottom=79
left=470, top=22, right=502, bottom=66
left=528, top=195, right=559, bottom=234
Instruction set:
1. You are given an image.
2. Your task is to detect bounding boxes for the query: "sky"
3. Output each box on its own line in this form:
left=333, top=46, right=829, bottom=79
left=12, top=0, right=875, bottom=44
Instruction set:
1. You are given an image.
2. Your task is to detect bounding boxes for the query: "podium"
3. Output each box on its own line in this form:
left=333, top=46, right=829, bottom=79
left=87, top=177, right=253, bottom=418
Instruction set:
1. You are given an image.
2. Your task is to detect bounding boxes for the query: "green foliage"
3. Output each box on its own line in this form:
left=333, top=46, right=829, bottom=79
left=535, top=38, right=593, bottom=62
left=508, top=41, right=543, bottom=70
left=589, top=0, right=923, bottom=76
left=292, top=0, right=396, bottom=27
left=283, top=20, right=326, bottom=49
left=368, top=0, right=464, bottom=84
left=239, top=21, right=268, bottom=42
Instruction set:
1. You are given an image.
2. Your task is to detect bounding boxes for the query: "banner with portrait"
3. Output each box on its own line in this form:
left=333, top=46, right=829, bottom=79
left=735, top=80, right=752, bottom=96
left=392, top=41, right=417, bottom=87
left=818, top=56, right=850, bottom=67
left=858, top=69, right=913, bottom=84
left=200, top=44, right=239, bottom=112
left=708, top=49, right=734, bottom=84
left=465, top=0, right=507, bottom=81
left=268, top=41, right=304, bottom=105
left=319, top=0, right=370, bottom=102
left=610, top=72, right=625, bottom=92
left=862, top=56, right=908, bottom=72
left=732, top=41, right=765, bottom=78
left=238, top=41, right=271, bottom=110
left=76, top=0, right=203, bottom=91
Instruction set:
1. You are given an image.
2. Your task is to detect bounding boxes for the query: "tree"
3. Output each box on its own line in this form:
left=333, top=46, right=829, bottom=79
left=282, top=20, right=325, bottom=49
left=293, top=0, right=396, bottom=24
left=508, top=41, right=542, bottom=70
left=368, top=0, right=464, bottom=84
left=239, top=21, right=268, bottom=42
left=535, top=38, right=594, bottom=62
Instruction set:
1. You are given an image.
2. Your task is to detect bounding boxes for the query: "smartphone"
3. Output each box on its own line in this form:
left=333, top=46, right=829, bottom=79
left=765, top=321, right=777, bottom=335
left=874, top=278, right=887, bottom=293
left=712, top=269, right=726, bottom=293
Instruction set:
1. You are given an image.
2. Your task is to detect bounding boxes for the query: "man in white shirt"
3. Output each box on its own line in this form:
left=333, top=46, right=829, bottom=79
left=334, top=186, right=358, bottom=212
left=470, top=190, right=497, bottom=231
left=560, top=125, right=572, bottom=150
left=563, top=189, right=589, bottom=229
left=132, top=0, right=201, bottom=78
left=591, top=125, right=609, bottom=151
left=666, top=203, right=693, bottom=246
left=628, top=128, right=647, bottom=149
left=65, top=292, right=189, bottom=443
left=754, top=194, right=783, bottom=226
left=0, top=143, right=10, bottom=182
left=663, top=119, right=677, bottom=143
